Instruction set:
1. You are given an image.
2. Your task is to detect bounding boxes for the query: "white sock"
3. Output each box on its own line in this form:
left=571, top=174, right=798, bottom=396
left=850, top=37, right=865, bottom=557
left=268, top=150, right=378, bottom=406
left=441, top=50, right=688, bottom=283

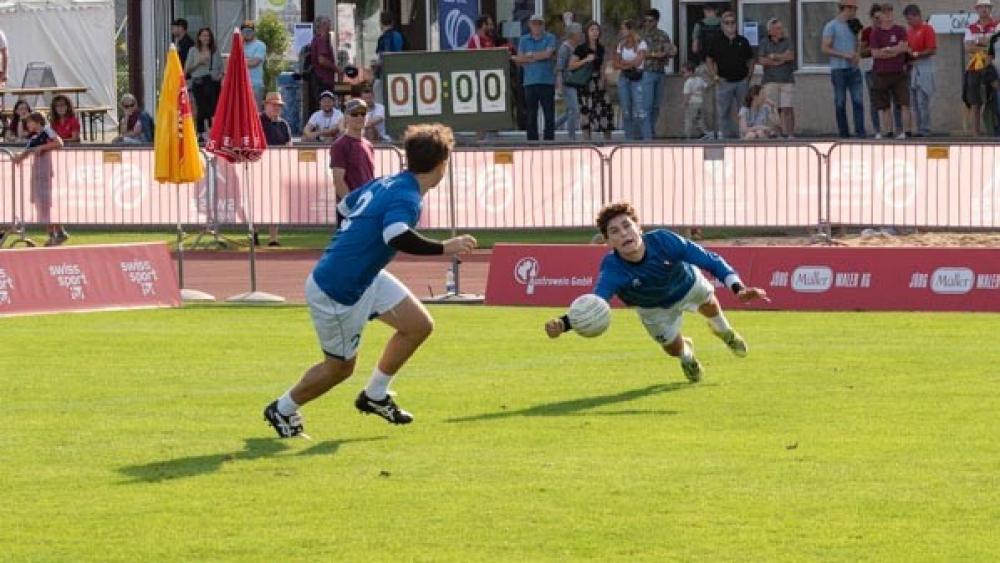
left=679, top=340, right=694, bottom=362
left=276, top=391, right=299, bottom=416
left=707, top=312, right=731, bottom=334
left=365, top=368, right=393, bottom=400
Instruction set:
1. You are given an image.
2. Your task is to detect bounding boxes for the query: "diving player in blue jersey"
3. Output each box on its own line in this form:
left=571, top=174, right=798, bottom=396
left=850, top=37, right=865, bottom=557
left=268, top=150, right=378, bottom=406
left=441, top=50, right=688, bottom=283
left=545, top=202, right=769, bottom=382
left=264, top=124, right=477, bottom=438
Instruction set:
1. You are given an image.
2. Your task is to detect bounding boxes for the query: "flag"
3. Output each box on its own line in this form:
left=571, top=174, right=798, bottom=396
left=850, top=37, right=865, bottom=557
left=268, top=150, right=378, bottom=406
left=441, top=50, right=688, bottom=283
left=154, top=44, right=204, bottom=183
left=206, top=30, right=267, bottom=163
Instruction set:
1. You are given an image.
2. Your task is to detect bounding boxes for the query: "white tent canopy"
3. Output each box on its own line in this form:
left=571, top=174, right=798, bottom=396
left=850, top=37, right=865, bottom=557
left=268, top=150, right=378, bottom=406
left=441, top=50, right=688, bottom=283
left=1, top=0, right=116, bottom=128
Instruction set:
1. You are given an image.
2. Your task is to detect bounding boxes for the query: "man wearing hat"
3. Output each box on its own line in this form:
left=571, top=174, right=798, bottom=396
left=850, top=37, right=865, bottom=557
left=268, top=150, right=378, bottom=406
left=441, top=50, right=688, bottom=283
left=965, top=0, right=998, bottom=135
left=258, top=92, right=292, bottom=246
left=513, top=14, right=557, bottom=141
left=241, top=20, right=268, bottom=108
left=330, top=98, right=376, bottom=199
left=171, top=19, right=194, bottom=67
left=303, top=90, right=343, bottom=143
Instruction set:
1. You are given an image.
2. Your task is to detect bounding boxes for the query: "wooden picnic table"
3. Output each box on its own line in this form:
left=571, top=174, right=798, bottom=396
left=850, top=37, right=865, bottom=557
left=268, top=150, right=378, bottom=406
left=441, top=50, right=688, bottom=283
left=0, top=86, right=88, bottom=112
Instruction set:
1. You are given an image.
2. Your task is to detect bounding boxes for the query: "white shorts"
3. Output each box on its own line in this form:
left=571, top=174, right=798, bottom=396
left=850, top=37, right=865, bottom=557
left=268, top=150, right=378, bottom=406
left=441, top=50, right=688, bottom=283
left=305, top=271, right=411, bottom=360
left=764, top=82, right=795, bottom=109
left=636, top=270, right=715, bottom=345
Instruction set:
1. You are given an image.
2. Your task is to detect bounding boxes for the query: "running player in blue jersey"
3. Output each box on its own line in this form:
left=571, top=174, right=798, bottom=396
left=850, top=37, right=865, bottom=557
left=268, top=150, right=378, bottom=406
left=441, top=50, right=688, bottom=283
left=545, top=202, right=769, bottom=381
left=264, top=124, right=477, bottom=438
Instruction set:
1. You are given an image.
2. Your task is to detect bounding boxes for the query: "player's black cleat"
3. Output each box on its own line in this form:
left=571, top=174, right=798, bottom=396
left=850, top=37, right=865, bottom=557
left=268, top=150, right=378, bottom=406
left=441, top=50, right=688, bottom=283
left=355, top=391, right=414, bottom=425
left=264, top=400, right=305, bottom=438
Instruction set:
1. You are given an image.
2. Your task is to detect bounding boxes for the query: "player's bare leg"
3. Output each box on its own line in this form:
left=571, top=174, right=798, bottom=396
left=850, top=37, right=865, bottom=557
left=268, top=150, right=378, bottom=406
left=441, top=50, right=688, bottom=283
left=698, top=296, right=747, bottom=357
left=662, top=334, right=703, bottom=383
left=264, top=357, right=356, bottom=438
left=355, top=295, right=434, bottom=425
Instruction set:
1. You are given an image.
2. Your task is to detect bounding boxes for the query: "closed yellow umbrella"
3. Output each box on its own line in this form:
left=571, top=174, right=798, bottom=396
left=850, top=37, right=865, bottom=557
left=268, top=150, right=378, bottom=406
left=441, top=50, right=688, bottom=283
left=154, top=44, right=204, bottom=183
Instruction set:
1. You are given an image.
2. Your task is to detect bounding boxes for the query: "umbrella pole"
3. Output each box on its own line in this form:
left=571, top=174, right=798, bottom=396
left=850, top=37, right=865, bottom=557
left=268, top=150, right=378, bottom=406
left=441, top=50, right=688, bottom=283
left=420, top=157, right=482, bottom=305
left=176, top=181, right=215, bottom=302
left=226, top=158, right=283, bottom=303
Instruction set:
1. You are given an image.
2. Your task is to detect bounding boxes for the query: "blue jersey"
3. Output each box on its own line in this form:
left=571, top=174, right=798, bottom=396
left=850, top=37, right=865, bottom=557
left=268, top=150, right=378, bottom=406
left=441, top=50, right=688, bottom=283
left=312, top=171, right=423, bottom=305
left=593, top=230, right=739, bottom=308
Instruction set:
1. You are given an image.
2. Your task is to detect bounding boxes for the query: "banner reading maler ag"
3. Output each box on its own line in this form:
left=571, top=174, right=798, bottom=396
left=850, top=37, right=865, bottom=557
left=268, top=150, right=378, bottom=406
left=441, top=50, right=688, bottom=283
left=381, top=49, right=513, bottom=136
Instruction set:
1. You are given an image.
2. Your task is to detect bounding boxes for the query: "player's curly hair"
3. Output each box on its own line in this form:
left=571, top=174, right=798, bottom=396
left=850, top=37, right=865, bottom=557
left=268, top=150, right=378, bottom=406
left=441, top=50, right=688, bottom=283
left=596, top=202, right=639, bottom=237
left=403, top=123, right=455, bottom=174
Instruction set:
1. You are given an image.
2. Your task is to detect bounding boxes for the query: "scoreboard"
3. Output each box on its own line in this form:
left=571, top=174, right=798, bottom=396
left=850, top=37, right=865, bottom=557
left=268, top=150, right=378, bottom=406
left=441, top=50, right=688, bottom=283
left=381, top=48, right=514, bottom=136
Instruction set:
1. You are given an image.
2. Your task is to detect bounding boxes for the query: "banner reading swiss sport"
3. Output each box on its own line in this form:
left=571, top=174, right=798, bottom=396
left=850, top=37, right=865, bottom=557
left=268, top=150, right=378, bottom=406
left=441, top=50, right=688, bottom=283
left=486, top=244, right=1000, bottom=312
left=0, top=243, right=181, bottom=317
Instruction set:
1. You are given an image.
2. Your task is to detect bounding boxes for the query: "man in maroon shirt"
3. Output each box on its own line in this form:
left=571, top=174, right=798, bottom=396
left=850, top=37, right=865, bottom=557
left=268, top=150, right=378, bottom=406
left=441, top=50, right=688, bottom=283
left=330, top=98, right=375, bottom=199
left=869, top=3, right=911, bottom=139
left=310, top=16, right=339, bottom=114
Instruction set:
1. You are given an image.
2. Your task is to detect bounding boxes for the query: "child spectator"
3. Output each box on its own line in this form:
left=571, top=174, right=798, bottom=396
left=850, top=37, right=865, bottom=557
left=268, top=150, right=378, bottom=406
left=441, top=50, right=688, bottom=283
left=682, top=61, right=708, bottom=139
left=13, top=112, right=66, bottom=245
left=49, top=95, right=81, bottom=143
left=4, top=100, right=32, bottom=143
left=738, top=85, right=778, bottom=139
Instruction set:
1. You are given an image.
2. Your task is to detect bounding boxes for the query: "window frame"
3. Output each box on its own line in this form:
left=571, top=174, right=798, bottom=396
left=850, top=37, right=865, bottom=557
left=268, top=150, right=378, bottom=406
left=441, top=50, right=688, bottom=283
left=797, top=0, right=838, bottom=72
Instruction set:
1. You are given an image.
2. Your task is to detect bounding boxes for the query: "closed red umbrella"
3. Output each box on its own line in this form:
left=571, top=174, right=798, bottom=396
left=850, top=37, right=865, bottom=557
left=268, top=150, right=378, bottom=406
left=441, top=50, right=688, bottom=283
left=207, top=30, right=282, bottom=303
left=206, top=29, right=267, bottom=163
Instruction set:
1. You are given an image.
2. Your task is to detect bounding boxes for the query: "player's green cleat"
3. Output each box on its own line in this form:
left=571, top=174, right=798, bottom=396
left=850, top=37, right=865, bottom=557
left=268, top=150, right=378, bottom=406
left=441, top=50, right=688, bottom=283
left=711, top=325, right=748, bottom=358
left=680, top=337, right=703, bottom=383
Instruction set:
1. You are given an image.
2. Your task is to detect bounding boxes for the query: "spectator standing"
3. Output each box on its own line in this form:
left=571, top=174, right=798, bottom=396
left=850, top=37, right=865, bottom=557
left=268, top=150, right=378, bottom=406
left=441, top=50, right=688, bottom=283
left=739, top=85, right=778, bottom=139
left=171, top=19, right=195, bottom=67
left=5, top=100, right=32, bottom=143
left=0, top=29, right=7, bottom=87
left=758, top=18, right=795, bottom=137
left=640, top=9, right=676, bottom=137
left=49, top=95, right=81, bottom=143
left=682, top=61, right=708, bottom=139
left=310, top=17, right=339, bottom=111
left=330, top=98, right=375, bottom=199
left=822, top=0, right=866, bottom=138
left=513, top=14, right=557, bottom=141
left=705, top=12, right=753, bottom=140
left=964, top=0, right=997, bottom=136
left=613, top=20, right=649, bottom=140
left=13, top=113, right=65, bottom=245
left=904, top=4, right=936, bottom=137
left=374, top=12, right=405, bottom=103
left=257, top=92, right=291, bottom=247
left=184, top=27, right=223, bottom=136
left=113, top=93, right=153, bottom=144
left=988, top=28, right=1000, bottom=135
left=468, top=15, right=496, bottom=49
left=303, top=90, right=343, bottom=143
left=691, top=5, right=723, bottom=65
left=860, top=4, right=901, bottom=136
left=360, top=87, right=391, bottom=142
left=241, top=20, right=267, bottom=108
left=869, top=3, right=911, bottom=139
left=555, top=23, right=584, bottom=140
left=571, top=21, right=614, bottom=141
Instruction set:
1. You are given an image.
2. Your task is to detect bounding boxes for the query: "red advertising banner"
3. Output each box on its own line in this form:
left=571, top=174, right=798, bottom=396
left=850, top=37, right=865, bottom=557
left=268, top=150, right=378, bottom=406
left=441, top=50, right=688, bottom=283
left=486, top=244, right=1000, bottom=312
left=0, top=243, right=181, bottom=317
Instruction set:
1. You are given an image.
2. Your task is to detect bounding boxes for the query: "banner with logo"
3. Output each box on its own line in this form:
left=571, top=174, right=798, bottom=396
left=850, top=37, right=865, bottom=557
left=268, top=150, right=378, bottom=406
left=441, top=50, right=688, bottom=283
left=439, top=0, right=477, bottom=50
left=486, top=244, right=1000, bottom=312
left=0, top=243, right=181, bottom=317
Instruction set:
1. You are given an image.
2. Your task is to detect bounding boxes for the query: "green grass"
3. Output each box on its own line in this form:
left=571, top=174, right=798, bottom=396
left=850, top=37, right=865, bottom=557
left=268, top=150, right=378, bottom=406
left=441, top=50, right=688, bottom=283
left=3, top=306, right=999, bottom=561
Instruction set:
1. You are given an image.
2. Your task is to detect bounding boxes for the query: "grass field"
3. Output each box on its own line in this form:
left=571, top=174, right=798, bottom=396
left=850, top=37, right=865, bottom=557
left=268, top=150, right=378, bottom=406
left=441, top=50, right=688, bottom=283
left=3, top=306, right=1000, bottom=561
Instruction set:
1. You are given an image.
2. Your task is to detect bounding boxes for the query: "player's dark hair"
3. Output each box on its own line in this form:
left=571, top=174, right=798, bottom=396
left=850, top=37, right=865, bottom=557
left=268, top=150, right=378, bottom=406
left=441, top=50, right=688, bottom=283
left=404, top=123, right=455, bottom=174
left=596, top=202, right=639, bottom=237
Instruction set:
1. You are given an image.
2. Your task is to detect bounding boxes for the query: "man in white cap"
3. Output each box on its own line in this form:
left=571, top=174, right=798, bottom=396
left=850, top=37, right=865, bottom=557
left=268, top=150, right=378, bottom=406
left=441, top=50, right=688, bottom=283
left=965, top=0, right=998, bottom=135
left=512, top=14, right=557, bottom=141
left=303, top=90, right=343, bottom=143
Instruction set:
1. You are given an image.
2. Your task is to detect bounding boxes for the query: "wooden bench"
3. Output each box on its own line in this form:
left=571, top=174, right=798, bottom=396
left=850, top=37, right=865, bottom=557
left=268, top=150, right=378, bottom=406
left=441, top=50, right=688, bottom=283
left=77, top=106, right=113, bottom=141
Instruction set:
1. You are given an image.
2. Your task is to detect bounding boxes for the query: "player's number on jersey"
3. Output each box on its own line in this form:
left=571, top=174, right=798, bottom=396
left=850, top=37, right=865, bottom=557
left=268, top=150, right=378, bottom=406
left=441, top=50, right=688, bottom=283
left=339, top=191, right=374, bottom=232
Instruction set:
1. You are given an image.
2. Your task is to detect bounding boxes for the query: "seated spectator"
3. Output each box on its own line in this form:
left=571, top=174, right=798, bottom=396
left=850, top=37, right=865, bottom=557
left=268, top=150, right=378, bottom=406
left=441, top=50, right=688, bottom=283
left=302, top=90, right=343, bottom=143
left=4, top=100, right=32, bottom=143
left=49, top=95, right=81, bottom=143
left=258, top=92, right=291, bottom=247
left=360, top=87, right=391, bottom=142
left=113, top=94, right=154, bottom=144
left=738, top=85, right=778, bottom=139
left=12, top=112, right=66, bottom=245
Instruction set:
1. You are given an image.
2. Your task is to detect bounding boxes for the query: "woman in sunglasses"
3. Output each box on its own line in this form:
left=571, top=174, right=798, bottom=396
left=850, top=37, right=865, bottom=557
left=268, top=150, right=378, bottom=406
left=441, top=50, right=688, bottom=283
left=113, top=93, right=151, bottom=144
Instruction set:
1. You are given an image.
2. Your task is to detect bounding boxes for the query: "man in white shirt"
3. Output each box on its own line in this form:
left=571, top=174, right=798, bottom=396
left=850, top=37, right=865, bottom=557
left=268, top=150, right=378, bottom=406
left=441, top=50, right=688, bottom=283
left=361, top=87, right=391, bottom=142
left=302, top=90, right=343, bottom=143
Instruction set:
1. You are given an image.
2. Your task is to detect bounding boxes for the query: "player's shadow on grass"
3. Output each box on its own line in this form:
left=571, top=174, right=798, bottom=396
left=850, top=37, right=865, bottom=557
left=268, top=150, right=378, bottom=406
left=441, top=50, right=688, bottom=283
left=446, top=383, right=697, bottom=423
left=118, top=436, right=386, bottom=484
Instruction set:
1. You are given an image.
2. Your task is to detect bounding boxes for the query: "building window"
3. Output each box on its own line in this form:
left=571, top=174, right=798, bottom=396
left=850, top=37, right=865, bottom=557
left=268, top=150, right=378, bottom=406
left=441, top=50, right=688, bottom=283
left=798, top=0, right=837, bottom=69
left=544, top=0, right=595, bottom=38
left=739, top=0, right=789, bottom=52
left=602, top=0, right=651, bottom=51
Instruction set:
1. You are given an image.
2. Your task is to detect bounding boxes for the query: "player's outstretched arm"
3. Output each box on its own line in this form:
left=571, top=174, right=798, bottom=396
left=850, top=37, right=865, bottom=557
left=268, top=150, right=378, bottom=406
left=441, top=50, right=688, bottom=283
left=736, top=286, right=770, bottom=304
left=443, top=234, right=478, bottom=256
left=385, top=227, right=477, bottom=256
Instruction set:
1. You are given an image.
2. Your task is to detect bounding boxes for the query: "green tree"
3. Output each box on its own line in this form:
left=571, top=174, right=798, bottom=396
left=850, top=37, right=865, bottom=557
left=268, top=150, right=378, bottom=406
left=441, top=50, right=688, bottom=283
left=256, top=11, right=291, bottom=92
